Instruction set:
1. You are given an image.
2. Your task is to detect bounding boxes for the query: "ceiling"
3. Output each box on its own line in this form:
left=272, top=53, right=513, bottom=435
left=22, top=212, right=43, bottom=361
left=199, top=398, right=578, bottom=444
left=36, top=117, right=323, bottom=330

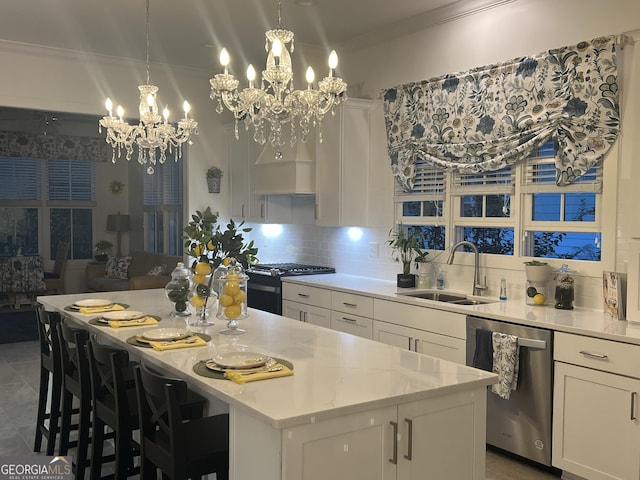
left=0, top=0, right=494, bottom=72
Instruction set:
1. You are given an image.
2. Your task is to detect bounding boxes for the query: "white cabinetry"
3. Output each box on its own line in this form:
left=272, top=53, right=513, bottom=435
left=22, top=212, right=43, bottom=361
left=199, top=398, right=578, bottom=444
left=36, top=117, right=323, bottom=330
left=553, top=332, right=640, bottom=479
left=330, top=291, right=374, bottom=339
left=283, top=388, right=486, bottom=480
left=282, top=283, right=331, bottom=328
left=373, top=299, right=466, bottom=364
left=315, top=98, right=393, bottom=227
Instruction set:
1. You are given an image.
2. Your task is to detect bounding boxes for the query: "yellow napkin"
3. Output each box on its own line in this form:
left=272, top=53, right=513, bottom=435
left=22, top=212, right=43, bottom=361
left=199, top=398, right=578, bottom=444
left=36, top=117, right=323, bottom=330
left=224, top=364, right=293, bottom=384
left=149, top=336, right=208, bottom=351
left=79, top=304, right=125, bottom=315
left=108, top=317, right=159, bottom=328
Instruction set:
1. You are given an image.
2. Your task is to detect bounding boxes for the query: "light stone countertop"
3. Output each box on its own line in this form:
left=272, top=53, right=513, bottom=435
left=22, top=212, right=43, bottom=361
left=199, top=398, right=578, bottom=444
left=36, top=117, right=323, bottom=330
left=38, top=289, right=496, bottom=429
left=282, top=273, right=640, bottom=345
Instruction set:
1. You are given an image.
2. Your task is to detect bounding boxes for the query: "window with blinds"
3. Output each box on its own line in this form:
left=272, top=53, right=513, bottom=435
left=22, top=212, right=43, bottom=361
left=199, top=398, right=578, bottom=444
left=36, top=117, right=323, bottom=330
left=452, top=166, right=513, bottom=219
left=0, top=158, right=41, bottom=202
left=48, top=159, right=96, bottom=202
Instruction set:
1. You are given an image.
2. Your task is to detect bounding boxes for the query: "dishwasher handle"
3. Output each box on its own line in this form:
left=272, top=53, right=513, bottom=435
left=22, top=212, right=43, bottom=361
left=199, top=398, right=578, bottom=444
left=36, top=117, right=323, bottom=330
left=518, top=338, right=547, bottom=350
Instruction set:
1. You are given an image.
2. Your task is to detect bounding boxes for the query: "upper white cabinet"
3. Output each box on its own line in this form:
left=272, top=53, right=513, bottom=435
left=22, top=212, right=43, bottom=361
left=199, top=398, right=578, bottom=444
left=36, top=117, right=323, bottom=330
left=315, top=98, right=393, bottom=227
left=227, top=125, right=263, bottom=221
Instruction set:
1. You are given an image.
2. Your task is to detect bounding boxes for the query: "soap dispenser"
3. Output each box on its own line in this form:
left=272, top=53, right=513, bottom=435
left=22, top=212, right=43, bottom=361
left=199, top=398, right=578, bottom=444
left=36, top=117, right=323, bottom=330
left=436, top=269, right=446, bottom=290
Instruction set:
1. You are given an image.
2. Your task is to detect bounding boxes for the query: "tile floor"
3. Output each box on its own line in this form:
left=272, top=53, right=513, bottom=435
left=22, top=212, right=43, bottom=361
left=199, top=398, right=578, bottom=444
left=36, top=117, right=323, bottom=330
left=0, top=340, right=560, bottom=479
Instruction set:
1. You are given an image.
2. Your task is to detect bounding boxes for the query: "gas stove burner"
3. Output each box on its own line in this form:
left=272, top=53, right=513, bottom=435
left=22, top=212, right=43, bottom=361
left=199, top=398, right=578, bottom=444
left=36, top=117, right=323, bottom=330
left=249, top=263, right=335, bottom=277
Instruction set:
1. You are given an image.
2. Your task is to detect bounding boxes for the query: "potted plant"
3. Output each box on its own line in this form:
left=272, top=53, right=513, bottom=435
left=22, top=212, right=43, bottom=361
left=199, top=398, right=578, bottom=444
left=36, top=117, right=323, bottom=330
left=93, top=240, right=113, bottom=262
left=387, top=225, right=426, bottom=288
left=524, top=260, right=551, bottom=282
left=206, top=166, right=223, bottom=193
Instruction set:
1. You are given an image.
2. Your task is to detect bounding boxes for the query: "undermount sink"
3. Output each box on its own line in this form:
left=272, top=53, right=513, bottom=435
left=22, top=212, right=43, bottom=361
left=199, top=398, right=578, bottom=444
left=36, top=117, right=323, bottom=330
left=398, top=291, right=497, bottom=305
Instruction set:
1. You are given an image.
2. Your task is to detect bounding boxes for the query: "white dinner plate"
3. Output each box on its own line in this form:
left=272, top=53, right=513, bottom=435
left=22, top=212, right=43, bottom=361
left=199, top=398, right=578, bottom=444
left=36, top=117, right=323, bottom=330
left=212, top=351, right=270, bottom=370
left=101, top=310, right=147, bottom=321
left=73, top=298, right=114, bottom=308
left=140, top=328, right=191, bottom=342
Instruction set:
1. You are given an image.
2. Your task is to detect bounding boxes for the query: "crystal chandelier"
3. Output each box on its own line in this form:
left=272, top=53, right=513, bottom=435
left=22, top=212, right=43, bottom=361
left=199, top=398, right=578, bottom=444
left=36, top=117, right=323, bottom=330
left=99, top=0, right=198, bottom=174
left=209, top=0, right=347, bottom=147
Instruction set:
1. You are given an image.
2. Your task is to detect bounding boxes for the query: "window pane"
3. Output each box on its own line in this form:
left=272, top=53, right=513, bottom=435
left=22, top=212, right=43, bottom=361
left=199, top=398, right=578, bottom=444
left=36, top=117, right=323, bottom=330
left=461, top=227, right=514, bottom=255
left=50, top=208, right=70, bottom=260
left=564, top=193, right=595, bottom=222
left=408, top=225, right=446, bottom=251
left=403, top=201, right=421, bottom=217
left=0, top=207, right=38, bottom=256
left=533, top=231, right=601, bottom=261
left=532, top=193, right=560, bottom=221
left=72, top=209, right=93, bottom=259
left=461, top=195, right=483, bottom=217
left=423, top=200, right=443, bottom=217
left=48, top=159, right=96, bottom=201
left=0, top=158, right=41, bottom=200
left=486, top=195, right=510, bottom=218
left=146, top=213, right=157, bottom=253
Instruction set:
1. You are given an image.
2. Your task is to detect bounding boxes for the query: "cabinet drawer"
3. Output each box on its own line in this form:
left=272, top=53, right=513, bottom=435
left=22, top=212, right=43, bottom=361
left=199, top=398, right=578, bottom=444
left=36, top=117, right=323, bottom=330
left=282, top=283, right=331, bottom=308
left=331, top=291, right=374, bottom=317
left=374, top=299, right=465, bottom=340
left=331, top=311, right=373, bottom=339
left=555, top=332, right=640, bottom=378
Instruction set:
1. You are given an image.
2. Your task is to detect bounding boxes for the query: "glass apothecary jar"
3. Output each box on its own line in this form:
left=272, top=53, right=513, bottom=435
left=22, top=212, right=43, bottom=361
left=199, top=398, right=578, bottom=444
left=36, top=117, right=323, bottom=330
left=216, top=258, right=248, bottom=334
left=554, top=264, right=575, bottom=310
left=164, top=262, right=194, bottom=317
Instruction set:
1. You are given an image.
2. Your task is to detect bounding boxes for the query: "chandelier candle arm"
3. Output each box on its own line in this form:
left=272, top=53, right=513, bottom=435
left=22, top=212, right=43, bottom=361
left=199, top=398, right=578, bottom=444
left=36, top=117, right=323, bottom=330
left=99, top=0, right=198, bottom=174
left=209, top=0, right=347, bottom=147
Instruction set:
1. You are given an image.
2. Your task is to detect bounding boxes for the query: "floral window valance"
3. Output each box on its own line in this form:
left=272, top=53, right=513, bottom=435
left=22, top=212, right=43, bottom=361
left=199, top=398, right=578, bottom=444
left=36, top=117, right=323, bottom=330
left=0, top=130, right=110, bottom=162
left=382, top=35, right=627, bottom=191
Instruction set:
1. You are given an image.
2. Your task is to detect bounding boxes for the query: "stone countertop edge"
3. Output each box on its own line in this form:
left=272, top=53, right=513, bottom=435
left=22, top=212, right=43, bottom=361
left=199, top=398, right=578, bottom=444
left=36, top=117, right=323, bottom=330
left=282, top=273, right=640, bottom=346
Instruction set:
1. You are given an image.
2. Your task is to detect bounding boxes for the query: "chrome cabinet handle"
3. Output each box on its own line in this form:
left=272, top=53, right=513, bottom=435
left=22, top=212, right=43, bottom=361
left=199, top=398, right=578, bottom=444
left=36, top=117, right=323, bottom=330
left=241, top=204, right=245, bottom=218
left=408, top=337, right=413, bottom=351
left=342, top=317, right=357, bottom=323
left=389, top=421, right=398, bottom=465
left=261, top=203, right=265, bottom=219
left=632, top=392, right=637, bottom=421
left=404, top=418, right=413, bottom=461
left=297, top=293, right=310, bottom=298
left=343, top=302, right=358, bottom=308
left=414, top=338, right=419, bottom=352
left=579, top=350, right=608, bottom=360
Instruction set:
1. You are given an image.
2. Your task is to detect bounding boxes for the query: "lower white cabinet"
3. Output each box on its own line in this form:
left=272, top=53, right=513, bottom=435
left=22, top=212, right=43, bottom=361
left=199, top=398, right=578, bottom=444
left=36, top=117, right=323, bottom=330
left=282, top=300, right=331, bottom=329
left=553, top=332, right=640, bottom=479
left=282, top=388, right=487, bottom=480
left=374, top=299, right=466, bottom=364
left=374, top=320, right=465, bottom=364
left=331, top=311, right=373, bottom=339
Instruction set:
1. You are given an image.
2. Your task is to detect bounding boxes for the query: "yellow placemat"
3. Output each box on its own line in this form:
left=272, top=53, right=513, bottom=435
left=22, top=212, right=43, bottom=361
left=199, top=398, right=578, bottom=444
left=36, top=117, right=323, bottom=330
left=89, top=315, right=160, bottom=327
left=126, top=333, right=211, bottom=349
left=64, top=303, right=129, bottom=314
left=192, top=358, right=294, bottom=381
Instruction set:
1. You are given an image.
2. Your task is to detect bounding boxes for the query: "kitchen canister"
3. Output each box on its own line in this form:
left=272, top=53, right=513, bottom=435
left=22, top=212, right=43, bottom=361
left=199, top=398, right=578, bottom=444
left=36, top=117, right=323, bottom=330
left=554, top=264, right=576, bottom=310
left=216, top=257, right=249, bottom=334
left=164, top=262, right=194, bottom=317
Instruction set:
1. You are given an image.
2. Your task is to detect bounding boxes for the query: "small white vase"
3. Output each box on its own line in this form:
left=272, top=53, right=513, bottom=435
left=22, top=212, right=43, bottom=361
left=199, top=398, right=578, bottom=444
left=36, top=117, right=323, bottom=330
left=525, top=265, right=551, bottom=283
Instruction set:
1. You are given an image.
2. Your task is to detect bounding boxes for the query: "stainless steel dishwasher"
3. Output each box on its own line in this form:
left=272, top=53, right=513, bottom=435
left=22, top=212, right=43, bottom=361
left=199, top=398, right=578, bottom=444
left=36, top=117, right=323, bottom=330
left=466, top=316, right=553, bottom=467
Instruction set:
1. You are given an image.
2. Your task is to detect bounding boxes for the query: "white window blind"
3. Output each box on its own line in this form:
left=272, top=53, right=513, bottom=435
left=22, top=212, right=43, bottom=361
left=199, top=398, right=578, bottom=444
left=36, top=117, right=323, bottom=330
left=451, top=166, right=514, bottom=195
left=523, top=158, right=602, bottom=193
left=395, top=161, right=445, bottom=200
left=0, top=158, right=41, bottom=200
left=48, top=159, right=96, bottom=201
left=144, top=161, right=183, bottom=206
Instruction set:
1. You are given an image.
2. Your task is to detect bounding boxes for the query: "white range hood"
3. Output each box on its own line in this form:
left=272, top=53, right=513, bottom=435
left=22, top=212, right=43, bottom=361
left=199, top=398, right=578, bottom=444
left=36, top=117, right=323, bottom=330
left=253, top=135, right=316, bottom=195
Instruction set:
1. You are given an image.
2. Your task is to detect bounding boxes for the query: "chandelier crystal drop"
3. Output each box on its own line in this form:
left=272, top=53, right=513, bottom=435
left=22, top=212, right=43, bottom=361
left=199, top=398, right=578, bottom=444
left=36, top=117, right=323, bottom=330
left=99, top=0, right=198, bottom=174
left=209, top=0, right=347, bottom=147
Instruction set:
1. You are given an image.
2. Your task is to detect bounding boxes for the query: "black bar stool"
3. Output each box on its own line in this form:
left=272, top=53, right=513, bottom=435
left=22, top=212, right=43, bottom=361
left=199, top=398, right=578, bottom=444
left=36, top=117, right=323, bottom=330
left=57, top=321, right=92, bottom=480
left=33, top=306, right=63, bottom=455
left=86, top=339, right=141, bottom=480
left=133, top=362, right=229, bottom=480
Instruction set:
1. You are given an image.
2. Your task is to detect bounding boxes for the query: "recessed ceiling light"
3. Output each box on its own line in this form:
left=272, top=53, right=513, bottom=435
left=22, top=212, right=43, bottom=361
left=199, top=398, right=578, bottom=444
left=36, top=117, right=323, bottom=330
left=295, top=0, right=318, bottom=6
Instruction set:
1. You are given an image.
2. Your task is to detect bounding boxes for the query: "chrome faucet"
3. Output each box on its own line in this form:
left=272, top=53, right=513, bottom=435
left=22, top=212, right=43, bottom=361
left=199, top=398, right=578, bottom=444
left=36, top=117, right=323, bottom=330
left=447, top=241, right=488, bottom=296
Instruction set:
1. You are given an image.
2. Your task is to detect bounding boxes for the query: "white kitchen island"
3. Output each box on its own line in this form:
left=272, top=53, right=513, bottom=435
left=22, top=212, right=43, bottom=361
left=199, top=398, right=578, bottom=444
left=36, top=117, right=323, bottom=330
left=38, top=289, right=496, bottom=480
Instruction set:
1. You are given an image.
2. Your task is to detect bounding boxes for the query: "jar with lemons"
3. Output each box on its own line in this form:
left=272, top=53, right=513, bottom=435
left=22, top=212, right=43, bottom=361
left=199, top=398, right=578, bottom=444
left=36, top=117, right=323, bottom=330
left=216, top=257, right=249, bottom=334
left=524, top=260, right=551, bottom=306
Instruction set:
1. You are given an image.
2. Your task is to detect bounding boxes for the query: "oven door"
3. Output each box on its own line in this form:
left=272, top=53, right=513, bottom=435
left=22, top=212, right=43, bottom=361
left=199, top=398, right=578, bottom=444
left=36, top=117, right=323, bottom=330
left=247, top=274, right=282, bottom=315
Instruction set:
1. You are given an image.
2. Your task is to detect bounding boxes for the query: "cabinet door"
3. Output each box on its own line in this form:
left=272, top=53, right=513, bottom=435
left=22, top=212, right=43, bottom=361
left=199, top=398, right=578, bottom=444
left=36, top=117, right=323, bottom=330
left=553, top=362, right=640, bottom=480
left=228, top=126, right=264, bottom=220
left=331, top=311, right=373, bottom=339
left=283, top=406, right=397, bottom=480
left=282, top=300, right=331, bottom=329
left=374, top=320, right=414, bottom=351
left=397, top=390, right=487, bottom=480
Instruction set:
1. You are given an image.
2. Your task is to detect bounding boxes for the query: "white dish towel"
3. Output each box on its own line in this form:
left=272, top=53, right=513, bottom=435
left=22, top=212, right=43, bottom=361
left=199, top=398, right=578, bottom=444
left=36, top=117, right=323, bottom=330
left=491, top=332, right=520, bottom=399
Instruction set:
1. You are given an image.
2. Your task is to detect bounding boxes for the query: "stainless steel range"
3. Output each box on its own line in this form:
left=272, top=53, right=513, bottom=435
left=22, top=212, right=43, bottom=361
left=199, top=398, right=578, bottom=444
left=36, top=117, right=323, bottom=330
left=246, top=263, right=335, bottom=315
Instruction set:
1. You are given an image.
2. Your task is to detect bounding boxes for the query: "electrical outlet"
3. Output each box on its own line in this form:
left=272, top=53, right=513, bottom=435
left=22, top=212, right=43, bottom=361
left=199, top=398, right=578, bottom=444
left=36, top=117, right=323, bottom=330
left=368, top=242, right=379, bottom=258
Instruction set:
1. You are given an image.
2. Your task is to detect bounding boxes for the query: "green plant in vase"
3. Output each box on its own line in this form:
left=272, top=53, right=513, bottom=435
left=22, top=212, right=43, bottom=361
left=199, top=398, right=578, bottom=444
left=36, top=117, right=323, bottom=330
left=387, top=225, right=426, bottom=288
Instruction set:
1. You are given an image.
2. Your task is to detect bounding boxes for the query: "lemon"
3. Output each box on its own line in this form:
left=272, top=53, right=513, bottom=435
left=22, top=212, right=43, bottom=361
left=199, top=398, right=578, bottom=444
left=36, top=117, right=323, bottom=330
left=206, top=239, right=216, bottom=251
left=219, top=294, right=234, bottom=307
left=194, top=262, right=212, bottom=276
left=233, top=290, right=246, bottom=304
left=222, top=257, right=231, bottom=267
left=223, top=281, right=240, bottom=296
left=193, top=273, right=206, bottom=285
left=191, top=295, right=206, bottom=307
left=533, top=293, right=546, bottom=305
left=224, top=304, right=241, bottom=319
left=193, top=244, right=205, bottom=256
